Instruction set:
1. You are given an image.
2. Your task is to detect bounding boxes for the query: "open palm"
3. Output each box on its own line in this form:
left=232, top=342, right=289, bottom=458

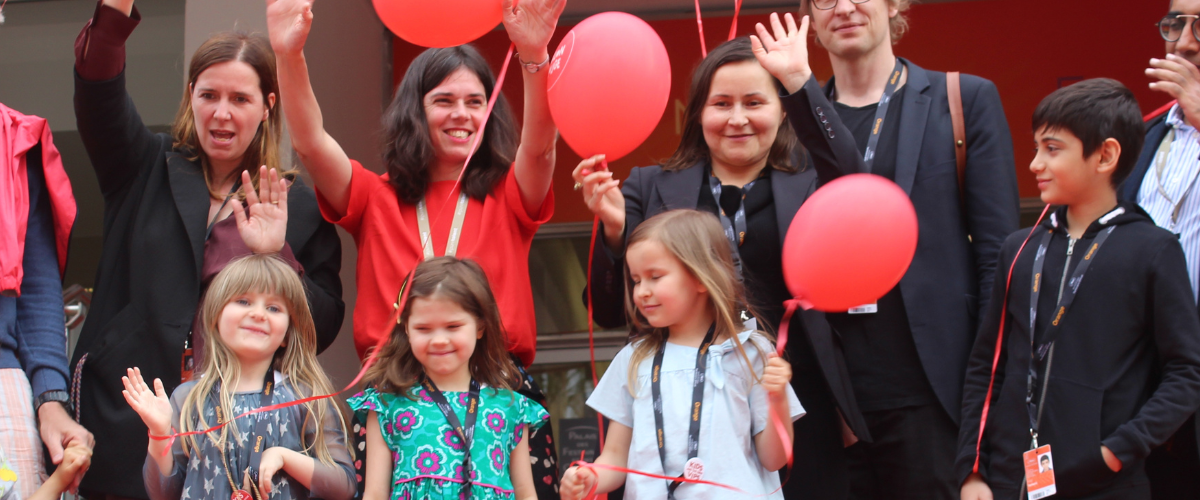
left=502, top=0, right=566, bottom=55
left=235, top=167, right=289, bottom=255
left=122, top=367, right=173, bottom=435
left=751, top=13, right=812, bottom=94
left=266, top=0, right=313, bottom=57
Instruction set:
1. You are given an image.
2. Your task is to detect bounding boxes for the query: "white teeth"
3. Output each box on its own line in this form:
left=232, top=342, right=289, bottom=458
left=447, top=130, right=470, bottom=139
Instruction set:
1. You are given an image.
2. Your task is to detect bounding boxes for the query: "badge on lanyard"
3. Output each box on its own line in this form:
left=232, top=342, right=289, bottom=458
left=180, top=337, right=195, bottom=383
left=1022, top=445, right=1056, bottom=500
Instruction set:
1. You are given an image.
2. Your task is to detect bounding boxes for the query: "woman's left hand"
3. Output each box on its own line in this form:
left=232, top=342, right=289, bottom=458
left=501, top=0, right=566, bottom=59
left=235, top=166, right=289, bottom=254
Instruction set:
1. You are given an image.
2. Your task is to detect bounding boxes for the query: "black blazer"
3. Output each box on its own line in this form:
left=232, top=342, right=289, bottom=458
left=587, top=76, right=873, bottom=441
left=823, top=59, right=1020, bottom=423
left=71, top=70, right=345, bottom=498
left=1119, top=113, right=1170, bottom=204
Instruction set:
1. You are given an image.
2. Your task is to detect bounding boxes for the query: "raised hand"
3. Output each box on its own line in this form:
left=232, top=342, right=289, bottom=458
left=762, top=353, right=792, bottom=401
left=1148, top=53, right=1200, bottom=129
left=571, top=155, right=626, bottom=247
left=501, top=0, right=566, bottom=59
left=234, top=166, right=289, bottom=255
left=121, top=367, right=173, bottom=436
left=101, top=0, right=135, bottom=16
left=266, top=0, right=314, bottom=57
left=750, top=13, right=812, bottom=95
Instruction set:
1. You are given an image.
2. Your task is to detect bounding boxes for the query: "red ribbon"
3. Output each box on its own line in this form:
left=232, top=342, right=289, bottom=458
left=1145, top=99, right=1175, bottom=122
left=146, top=44, right=518, bottom=449
left=571, top=459, right=785, bottom=499
left=971, top=204, right=1050, bottom=473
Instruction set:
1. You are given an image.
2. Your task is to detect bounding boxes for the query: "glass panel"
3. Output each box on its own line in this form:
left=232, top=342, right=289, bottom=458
left=529, top=235, right=594, bottom=335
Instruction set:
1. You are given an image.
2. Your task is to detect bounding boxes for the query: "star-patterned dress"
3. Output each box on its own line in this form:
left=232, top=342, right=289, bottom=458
left=143, top=372, right=356, bottom=500
left=348, top=386, right=548, bottom=500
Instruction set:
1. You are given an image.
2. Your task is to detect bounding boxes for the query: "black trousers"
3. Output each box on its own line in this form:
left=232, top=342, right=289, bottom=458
left=782, top=372, right=849, bottom=500
left=846, top=403, right=958, bottom=500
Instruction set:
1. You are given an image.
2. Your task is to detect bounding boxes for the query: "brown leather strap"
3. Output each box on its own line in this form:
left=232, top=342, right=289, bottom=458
left=948, top=71, right=967, bottom=208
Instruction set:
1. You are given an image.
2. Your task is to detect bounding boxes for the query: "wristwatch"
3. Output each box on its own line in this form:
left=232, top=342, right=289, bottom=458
left=519, top=53, right=550, bottom=74
left=34, top=390, right=72, bottom=415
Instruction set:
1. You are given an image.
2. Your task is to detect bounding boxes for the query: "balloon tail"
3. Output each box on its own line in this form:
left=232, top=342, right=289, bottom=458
left=693, top=0, right=707, bottom=57
left=728, top=0, right=743, bottom=40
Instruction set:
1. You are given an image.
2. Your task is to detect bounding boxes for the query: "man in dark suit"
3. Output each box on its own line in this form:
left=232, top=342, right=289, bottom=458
left=801, top=0, right=1019, bottom=498
left=1120, top=1, right=1200, bottom=496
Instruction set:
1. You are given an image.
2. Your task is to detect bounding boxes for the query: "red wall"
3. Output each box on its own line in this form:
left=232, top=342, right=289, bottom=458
left=393, top=0, right=1169, bottom=223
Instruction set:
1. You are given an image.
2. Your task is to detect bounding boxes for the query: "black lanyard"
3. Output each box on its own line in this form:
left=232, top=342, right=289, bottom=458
left=708, top=175, right=756, bottom=276
left=651, top=323, right=716, bottom=499
left=214, top=369, right=275, bottom=498
left=205, top=179, right=243, bottom=241
left=1024, top=223, right=1116, bottom=438
left=833, top=58, right=903, bottom=172
left=421, top=378, right=480, bottom=497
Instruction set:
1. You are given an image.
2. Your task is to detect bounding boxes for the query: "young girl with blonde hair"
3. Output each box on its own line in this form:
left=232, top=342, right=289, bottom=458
left=122, top=254, right=354, bottom=500
left=561, top=209, right=805, bottom=500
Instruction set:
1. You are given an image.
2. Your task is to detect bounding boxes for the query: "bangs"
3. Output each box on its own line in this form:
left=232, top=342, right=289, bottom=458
left=206, top=255, right=307, bottom=317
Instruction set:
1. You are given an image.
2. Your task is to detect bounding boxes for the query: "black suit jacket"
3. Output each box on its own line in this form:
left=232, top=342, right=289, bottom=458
left=587, top=76, right=873, bottom=441
left=1119, top=113, right=1170, bottom=204
left=823, top=59, right=1020, bottom=423
left=72, top=70, right=345, bottom=498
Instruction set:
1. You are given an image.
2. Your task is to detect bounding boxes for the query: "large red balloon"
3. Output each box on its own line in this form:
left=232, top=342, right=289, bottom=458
left=782, top=174, right=918, bottom=312
left=546, top=12, right=671, bottom=162
left=373, top=0, right=502, bottom=48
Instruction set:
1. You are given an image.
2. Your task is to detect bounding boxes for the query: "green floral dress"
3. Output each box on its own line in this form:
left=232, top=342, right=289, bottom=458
left=348, top=386, right=548, bottom=500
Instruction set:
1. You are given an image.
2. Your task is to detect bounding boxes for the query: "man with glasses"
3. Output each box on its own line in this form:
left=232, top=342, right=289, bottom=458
left=793, top=1, right=1019, bottom=499
left=1120, top=1, right=1200, bottom=497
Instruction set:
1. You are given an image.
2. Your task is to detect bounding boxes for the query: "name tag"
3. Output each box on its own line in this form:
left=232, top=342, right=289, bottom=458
left=1023, top=445, right=1057, bottom=500
left=848, top=303, right=878, bottom=315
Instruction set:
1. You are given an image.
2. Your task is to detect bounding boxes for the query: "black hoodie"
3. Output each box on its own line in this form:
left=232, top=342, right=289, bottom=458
left=956, top=201, right=1200, bottom=498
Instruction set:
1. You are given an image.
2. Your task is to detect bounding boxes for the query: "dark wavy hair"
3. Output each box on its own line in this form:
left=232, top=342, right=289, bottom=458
left=362, top=257, right=517, bottom=397
left=381, top=46, right=518, bottom=205
left=662, top=37, right=804, bottom=173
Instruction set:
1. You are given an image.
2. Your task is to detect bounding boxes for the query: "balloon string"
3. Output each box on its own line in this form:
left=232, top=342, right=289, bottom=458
left=149, top=44, right=520, bottom=450
left=693, top=0, right=707, bottom=57
left=572, top=460, right=784, bottom=499
left=772, top=300, right=798, bottom=469
left=585, top=159, right=609, bottom=452
left=1145, top=99, right=1176, bottom=122
left=728, top=0, right=743, bottom=40
left=971, top=203, right=1051, bottom=473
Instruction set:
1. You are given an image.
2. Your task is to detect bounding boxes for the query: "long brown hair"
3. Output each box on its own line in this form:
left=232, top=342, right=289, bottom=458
left=172, top=32, right=285, bottom=200
left=381, top=46, right=518, bottom=205
left=363, top=257, right=517, bottom=396
left=623, top=210, right=768, bottom=393
left=662, top=37, right=803, bottom=173
left=179, top=254, right=349, bottom=465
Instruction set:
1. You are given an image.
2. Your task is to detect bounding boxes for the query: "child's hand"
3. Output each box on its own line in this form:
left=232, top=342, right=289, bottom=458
left=257, top=447, right=289, bottom=495
left=560, top=465, right=597, bottom=500
left=762, top=353, right=792, bottom=401
left=960, top=472, right=993, bottom=500
left=52, top=443, right=92, bottom=494
left=121, top=367, right=173, bottom=436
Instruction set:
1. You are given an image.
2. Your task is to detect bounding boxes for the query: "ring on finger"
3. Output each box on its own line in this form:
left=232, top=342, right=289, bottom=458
left=573, top=182, right=583, bottom=191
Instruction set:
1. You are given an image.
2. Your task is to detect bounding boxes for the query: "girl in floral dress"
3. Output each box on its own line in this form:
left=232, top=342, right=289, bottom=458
left=349, top=257, right=547, bottom=500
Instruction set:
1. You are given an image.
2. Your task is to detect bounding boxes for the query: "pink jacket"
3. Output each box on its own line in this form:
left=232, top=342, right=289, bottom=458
left=1, top=103, right=76, bottom=296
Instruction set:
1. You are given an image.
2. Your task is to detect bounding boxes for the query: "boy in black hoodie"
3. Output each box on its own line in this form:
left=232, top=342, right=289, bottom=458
left=957, top=78, right=1200, bottom=500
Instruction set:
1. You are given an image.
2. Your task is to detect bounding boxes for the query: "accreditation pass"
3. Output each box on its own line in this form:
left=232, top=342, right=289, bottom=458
left=1023, top=445, right=1057, bottom=499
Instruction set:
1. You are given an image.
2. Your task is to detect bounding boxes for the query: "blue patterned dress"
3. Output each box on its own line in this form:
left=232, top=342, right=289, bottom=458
left=349, top=386, right=548, bottom=500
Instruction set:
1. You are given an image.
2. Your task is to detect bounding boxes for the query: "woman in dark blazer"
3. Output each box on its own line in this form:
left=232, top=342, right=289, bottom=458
left=70, top=1, right=343, bottom=498
left=574, top=17, right=867, bottom=500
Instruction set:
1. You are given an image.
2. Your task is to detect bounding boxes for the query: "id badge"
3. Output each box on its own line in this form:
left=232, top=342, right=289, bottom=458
left=1023, top=445, right=1057, bottom=499
left=180, top=347, right=195, bottom=383
left=847, top=303, right=878, bottom=315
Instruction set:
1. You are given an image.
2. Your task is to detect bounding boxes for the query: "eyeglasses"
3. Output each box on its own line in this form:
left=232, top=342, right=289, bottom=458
left=1159, top=14, right=1200, bottom=42
left=811, top=0, right=871, bottom=11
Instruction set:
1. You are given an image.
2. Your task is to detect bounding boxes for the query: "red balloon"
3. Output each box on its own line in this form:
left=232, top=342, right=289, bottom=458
left=782, top=174, right=918, bottom=312
left=373, top=0, right=502, bottom=48
left=546, top=12, right=671, bottom=162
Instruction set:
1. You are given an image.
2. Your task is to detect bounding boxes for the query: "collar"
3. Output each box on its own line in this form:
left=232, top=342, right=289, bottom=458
left=1167, top=104, right=1194, bottom=133
left=706, top=330, right=757, bottom=390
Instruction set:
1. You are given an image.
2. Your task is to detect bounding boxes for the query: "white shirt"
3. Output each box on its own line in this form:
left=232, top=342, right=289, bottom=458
left=1139, top=105, right=1200, bottom=303
left=588, top=331, right=805, bottom=500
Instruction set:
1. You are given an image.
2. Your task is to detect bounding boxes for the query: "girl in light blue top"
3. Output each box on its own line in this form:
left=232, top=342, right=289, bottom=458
left=562, top=210, right=805, bottom=500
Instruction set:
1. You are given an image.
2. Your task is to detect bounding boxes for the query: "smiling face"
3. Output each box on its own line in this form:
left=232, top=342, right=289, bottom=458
left=217, top=291, right=290, bottom=365
left=406, top=294, right=481, bottom=383
left=701, top=61, right=785, bottom=174
left=626, top=240, right=710, bottom=330
left=424, top=67, right=489, bottom=172
left=811, top=0, right=898, bottom=60
left=1030, top=126, right=1111, bottom=206
left=189, top=60, right=274, bottom=174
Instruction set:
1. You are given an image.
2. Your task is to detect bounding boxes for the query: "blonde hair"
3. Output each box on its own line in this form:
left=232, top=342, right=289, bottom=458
left=179, top=254, right=349, bottom=465
left=172, top=32, right=292, bottom=200
left=623, top=210, right=769, bottom=394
